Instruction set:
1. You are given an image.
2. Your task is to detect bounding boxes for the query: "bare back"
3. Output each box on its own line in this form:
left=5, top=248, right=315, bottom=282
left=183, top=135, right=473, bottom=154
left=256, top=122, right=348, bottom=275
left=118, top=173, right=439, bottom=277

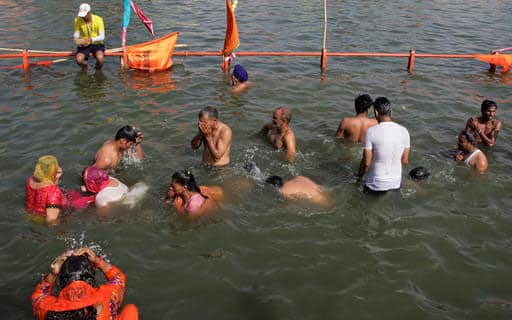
left=336, top=116, right=377, bottom=143
left=280, top=176, right=331, bottom=207
left=94, top=140, right=122, bottom=170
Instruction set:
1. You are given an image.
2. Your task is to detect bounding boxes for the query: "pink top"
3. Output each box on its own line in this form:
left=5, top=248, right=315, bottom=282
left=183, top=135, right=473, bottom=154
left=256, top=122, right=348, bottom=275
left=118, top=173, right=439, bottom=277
left=25, top=177, right=64, bottom=216
left=183, top=193, right=206, bottom=213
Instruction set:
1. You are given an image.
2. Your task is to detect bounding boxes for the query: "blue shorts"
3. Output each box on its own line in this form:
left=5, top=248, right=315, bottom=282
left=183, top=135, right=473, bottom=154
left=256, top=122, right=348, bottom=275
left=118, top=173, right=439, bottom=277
left=76, top=44, right=105, bottom=60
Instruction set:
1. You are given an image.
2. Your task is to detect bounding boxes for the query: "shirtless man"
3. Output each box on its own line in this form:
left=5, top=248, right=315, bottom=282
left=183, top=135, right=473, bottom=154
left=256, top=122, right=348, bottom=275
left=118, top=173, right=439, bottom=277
left=258, top=107, right=297, bottom=161
left=336, top=94, right=377, bottom=142
left=230, top=64, right=252, bottom=94
left=454, top=130, right=488, bottom=173
left=93, top=125, right=144, bottom=170
left=464, top=99, right=502, bottom=147
left=265, top=175, right=331, bottom=207
left=191, top=107, right=232, bottom=166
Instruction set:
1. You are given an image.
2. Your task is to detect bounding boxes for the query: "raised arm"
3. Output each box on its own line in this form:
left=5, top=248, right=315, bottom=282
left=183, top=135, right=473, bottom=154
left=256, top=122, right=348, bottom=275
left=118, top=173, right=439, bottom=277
left=32, top=250, right=73, bottom=320
left=191, top=131, right=203, bottom=149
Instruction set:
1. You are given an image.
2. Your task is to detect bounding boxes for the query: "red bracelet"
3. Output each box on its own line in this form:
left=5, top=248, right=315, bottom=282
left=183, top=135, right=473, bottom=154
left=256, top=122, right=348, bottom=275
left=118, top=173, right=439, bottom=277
left=94, top=255, right=103, bottom=268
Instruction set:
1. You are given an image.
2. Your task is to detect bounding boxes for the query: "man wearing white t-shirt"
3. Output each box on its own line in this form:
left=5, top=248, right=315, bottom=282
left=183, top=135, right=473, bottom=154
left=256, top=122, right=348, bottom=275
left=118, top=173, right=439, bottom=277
left=357, top=97, right=410, bottom=193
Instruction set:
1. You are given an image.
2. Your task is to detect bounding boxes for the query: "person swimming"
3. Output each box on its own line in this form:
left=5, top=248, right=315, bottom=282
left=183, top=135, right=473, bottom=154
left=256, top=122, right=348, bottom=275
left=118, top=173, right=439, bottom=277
left=265, top=175, right=332, bottom=207
left=230, top=64, right=251, bottom=93
left=409, top=166, right=430, bottom=180
left=165, top=170, right=223, bottom=215
left=31, top=247, right=138, bottom=320
left=26, top=155, right=65, bottom=223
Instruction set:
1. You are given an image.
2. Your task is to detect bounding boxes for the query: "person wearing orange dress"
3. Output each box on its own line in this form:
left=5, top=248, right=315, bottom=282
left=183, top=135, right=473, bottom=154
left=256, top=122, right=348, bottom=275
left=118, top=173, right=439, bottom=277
left=31, top=248, right=138, bottom=320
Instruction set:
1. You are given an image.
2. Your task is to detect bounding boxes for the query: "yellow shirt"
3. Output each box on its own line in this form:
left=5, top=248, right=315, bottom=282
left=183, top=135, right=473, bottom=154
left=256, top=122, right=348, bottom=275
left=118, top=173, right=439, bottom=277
left=74, top=14, right=105, bottom=45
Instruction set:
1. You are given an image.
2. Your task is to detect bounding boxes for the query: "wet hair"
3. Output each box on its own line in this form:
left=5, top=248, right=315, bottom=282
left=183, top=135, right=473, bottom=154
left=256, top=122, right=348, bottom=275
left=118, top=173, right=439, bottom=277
left=58, top=255, right=96, bottom=289
left=198, top=106, right=218, bottom=119
left=373, top=97, right=392, bottom=116
left=276, top=107, right=291, bottom=123
left=45, top=306, right=97, bottom=320
left=481, top=99, right=497, bottom=112
left=115, top=125, right=137, bottom=142
left=171, top=170, right=208, bottom=198
left=409, top=166, right=430, bottom=180
left=265, top=176, right=284, bottom=188
left=460, top=130, right=476, bottom=145
left=354, top=94, right=373, bottom=114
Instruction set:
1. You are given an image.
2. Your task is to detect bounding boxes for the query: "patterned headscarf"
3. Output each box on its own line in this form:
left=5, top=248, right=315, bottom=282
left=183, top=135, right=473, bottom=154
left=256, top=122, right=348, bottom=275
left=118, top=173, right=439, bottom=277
left=83, top=166, right=109, bottom=194
left=33, top=155, right=59, bottom=184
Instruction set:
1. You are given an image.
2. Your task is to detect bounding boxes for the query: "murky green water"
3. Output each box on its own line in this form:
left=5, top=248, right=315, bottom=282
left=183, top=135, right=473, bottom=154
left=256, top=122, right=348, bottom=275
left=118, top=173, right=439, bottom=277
left=1, top=1, right=512, bottom=319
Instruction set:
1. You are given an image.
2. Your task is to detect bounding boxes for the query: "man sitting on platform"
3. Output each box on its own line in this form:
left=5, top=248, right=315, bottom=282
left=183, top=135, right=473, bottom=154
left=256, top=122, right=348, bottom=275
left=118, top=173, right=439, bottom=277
left=74, top=3, right=106, bottom=69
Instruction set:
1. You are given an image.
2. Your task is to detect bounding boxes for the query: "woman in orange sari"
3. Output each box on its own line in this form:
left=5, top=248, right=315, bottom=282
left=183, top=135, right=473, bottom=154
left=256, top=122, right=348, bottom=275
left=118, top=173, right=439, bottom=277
left=31, top=247, right=138, bottom=320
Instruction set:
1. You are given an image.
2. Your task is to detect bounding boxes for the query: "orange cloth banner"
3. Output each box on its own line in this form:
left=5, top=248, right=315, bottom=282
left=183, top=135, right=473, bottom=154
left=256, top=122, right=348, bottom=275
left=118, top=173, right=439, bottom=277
left=222, top=0, right=239, bottom=56
left=475, top=54, right=512, bottom=72
left=122, top=31, right=179, bottom=71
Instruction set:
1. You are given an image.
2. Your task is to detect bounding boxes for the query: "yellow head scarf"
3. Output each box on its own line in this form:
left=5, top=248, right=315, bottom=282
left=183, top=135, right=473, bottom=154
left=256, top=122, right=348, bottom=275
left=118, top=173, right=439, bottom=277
left=33, top=155, right=59, bottom=184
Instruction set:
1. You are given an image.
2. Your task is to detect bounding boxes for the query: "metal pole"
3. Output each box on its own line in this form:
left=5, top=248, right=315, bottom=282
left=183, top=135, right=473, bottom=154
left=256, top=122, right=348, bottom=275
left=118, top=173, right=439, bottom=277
left=320, top=0, right=328, bottom=71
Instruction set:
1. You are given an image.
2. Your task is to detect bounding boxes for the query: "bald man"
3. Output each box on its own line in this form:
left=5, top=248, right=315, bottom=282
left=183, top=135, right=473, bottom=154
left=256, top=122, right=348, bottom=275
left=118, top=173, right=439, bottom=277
left=258, top=107, right=297, bottom=161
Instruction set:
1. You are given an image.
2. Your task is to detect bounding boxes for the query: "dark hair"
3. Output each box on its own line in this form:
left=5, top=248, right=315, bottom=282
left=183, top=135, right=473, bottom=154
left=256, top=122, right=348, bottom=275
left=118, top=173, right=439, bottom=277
left=58, top=255, right=96, bottom=289
left=355, top=94, right=373, bottom=114
left=409, top=166, right=430, bottom=180
left=45, top=306, right=97, bottom=320
left=481, top=99, right=497, bottom=112
left=459, top=130, right=476, bottom=145
left=265, top=176, right=284, bottom=188
left=198, top=106, right=218, bottom=119
left=171, top=170, right=208, bottom=198
left=373, top=97, right=392, bottom=116
left=115, top=125, right=137, bottom=142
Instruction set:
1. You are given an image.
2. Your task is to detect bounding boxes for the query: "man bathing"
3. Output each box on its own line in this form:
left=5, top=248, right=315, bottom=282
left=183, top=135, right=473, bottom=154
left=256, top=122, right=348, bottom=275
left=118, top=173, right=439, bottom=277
left=191, top=107, right=232, bottom=166
left=258, top=107, right=297, bottom=161
left=358, top=97, right=410, bottom=194
left=230, top=64, right=252, bottom=93
left=265, top=175, right=332, bottom=207
left=455, top=130, right=488, bottom=173
left=336, top=94, right=377, bottom=143
left=93, top=125, right=144, bottom=170
left=74, top=3, right=106, bottom=69
left=464, top=99, right=502, bottom=147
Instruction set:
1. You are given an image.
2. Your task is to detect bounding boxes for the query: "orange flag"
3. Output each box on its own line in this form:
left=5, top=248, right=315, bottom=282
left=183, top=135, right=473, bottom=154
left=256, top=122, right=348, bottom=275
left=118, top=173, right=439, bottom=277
left=475, top=54, right=512, bottom=72
left=221, top=0, right=239, bottom=70
left=122, top=31, right=179, bottom=72
left=223, top=0, right=240, bottom=56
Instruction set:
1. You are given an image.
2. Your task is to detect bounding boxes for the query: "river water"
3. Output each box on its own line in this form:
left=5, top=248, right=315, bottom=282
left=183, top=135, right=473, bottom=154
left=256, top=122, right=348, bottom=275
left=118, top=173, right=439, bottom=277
left=1, top=0, right=512, bottom=319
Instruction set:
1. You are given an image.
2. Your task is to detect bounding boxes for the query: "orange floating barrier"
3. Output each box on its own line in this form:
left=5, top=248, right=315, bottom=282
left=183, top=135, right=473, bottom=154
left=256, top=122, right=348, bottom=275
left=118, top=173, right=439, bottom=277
left=121, top=31, right=179, bottom=71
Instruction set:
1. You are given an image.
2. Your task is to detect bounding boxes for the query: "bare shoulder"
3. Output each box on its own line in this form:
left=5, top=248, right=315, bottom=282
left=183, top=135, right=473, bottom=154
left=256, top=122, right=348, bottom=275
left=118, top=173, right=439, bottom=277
left=220, top=121, right=232, bottom=133
left=495, top=118, right=503, bottom=130
left=285, top=127, right=296, bottom=139
left=342, top=116, right=357, bottom=126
